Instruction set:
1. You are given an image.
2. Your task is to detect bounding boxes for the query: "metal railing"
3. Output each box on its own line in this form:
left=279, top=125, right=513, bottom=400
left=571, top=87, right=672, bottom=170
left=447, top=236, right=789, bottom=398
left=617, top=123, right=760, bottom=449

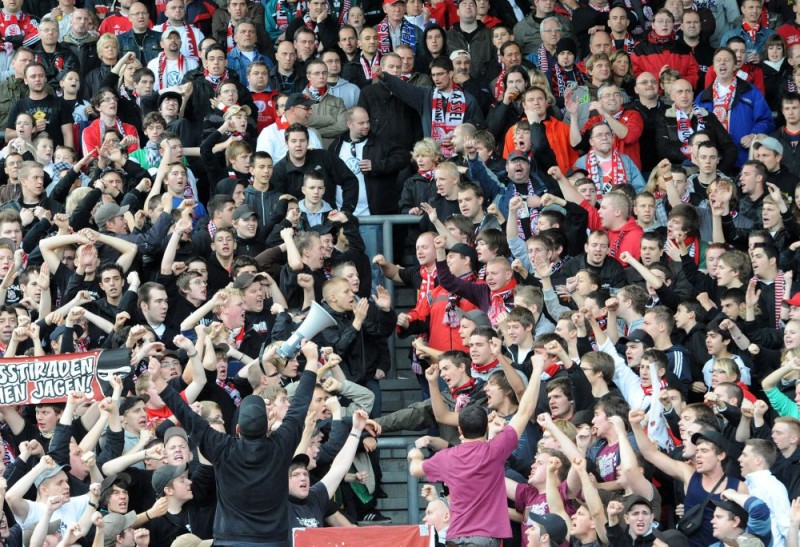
left=376, top=436, right=421, bottom=525
left=359, top=214, right=423, bottom=374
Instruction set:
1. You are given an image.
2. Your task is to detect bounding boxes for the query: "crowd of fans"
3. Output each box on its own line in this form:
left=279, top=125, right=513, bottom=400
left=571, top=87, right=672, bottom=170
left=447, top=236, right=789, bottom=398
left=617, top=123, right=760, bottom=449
left=4, top=0, right=800, bottom=544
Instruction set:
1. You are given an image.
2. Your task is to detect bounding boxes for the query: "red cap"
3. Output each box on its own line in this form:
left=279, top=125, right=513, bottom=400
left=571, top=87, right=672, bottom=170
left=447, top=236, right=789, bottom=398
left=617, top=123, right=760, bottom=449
left=383, top=0, right=406, bottom=5
left=786, top=292, right=800, bottom=307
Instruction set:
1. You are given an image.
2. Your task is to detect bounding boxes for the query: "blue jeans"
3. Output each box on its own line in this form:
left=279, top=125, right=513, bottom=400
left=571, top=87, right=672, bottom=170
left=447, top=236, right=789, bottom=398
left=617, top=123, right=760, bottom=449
left=359, top=223, right=384, bottom=292
left=364, top=377, right=382, bottom=419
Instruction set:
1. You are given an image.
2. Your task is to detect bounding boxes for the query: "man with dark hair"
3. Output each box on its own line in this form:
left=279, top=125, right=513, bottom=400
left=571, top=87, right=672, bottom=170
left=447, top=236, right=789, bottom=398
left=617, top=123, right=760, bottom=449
left=408, top=356, right=543, bottom=546
left=446, top=0, right=493, bottom=79
left=271, top=123, right=359, bottom=213
left=374, top=57, right=484, bottom=153
left=772, top=92, right=800, bottom=177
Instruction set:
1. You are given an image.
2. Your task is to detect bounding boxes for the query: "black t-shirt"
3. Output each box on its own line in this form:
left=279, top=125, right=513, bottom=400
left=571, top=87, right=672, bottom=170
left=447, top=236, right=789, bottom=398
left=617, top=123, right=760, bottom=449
left=287, top=482, right=329, bottom=542
left=6, top=95, right=72, bottom=146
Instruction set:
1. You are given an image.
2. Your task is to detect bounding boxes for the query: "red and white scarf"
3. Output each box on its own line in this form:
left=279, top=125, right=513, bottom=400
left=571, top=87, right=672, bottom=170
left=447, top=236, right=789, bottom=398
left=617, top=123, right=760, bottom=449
left=205, top=69, right=230, bottom=92
left=157, top=52, right=185, bottom=89
left=647, top=29, right=675, bottom=45
left=450, top=377, right=478, bottom=412
left=275, top=0, right=305, bottom=31
left=551, top=63, right=584, bottom=97
left=487, top=278, right=517, bottom=326
left=167, top=22, right=199, bottom=59
left=494, top=63, right=507, bottom=102
left=226, top=22, right=235, bottom=53
left=743, top=21, right=759, bottom=42
left=305, top=83, right=327, bottom=100
left=712, top=79, right=736, bottom=131
left=418, top=265, right=438, bottom=304
left=675, top=108, right=705, bottom=158
left=613, top=33, right=636, bottom=53
left=99, top=117, right=125, bottom=140
left=472, top=358, right=499, bottom=376
left=302, top=13, right=320, bottom=47
left=431, top=85, right=466, bottom=157
left=376, top=17, right=416, bottom=54
left=359, top=51, right=381, bottom=79
left=537, top=44, right=553, bottom=74
left=753, top=271, right=785, bottom=328
left=587, top=148, right=627, bottom=196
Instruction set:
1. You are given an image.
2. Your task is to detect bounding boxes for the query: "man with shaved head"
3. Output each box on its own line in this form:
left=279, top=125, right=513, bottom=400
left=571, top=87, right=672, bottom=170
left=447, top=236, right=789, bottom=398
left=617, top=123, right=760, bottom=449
left=653, top=78, right=737, bottom=175
left=631, top=72, right=667, bottom=173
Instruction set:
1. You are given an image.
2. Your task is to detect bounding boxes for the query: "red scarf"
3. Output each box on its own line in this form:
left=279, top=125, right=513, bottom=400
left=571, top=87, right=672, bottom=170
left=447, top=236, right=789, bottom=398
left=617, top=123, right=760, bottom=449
left=276, top=115, right=289, bottom=130
left=494, top=63, right=507, bottom=102
left=488, top=278, right=517, bottom=326
left=226, top=23, right=234, bottom=53
left=418, top=266, right=438, bottom=305
left=712, top=79, right=736, bottom=131
left=612, top=33, right=636, bottom=53
left=648, top=29, right=675, bottom=44
left=472, top=358, right=499, bottom=375
left=743, top=21, right=759, bottom=42
left=641, top=377, right=668, bottom=396
left=305, top=83, right=327, bottom=100
left=541, top=362, right=562, bottom=381
left=752, top=271, right=785, bottom=328
left=376, top=16, right=392, bottom=54
left=450, top=377, right=477, bottom=412
left=587, top=148, right=627, bottom=196
left=419, top=169, right=435, bottom=180
left=157, top=53, right=184, bottom=89
left=168, top=22, right=198, bottom=59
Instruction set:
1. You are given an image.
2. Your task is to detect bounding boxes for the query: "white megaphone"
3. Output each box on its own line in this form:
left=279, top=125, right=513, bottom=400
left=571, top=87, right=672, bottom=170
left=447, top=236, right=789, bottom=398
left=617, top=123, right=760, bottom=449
left=277, top=301, right=338, bottom=359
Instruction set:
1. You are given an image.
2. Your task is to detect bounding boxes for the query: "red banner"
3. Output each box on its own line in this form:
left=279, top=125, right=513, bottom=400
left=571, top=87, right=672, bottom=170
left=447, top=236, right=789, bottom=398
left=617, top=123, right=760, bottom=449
left=0, top=349, right=129, bottom=405
left=294, top=525, right=434, bottom=547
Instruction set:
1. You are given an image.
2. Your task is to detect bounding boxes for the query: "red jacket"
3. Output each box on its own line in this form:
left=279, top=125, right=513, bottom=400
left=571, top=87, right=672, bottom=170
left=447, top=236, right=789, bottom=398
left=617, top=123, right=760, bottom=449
left=631, top=39, right=699, bottom=90
left=581, top=202, right=644, bottom=265
left=608, top=108, right=644, bottom=169
left=405, top=282, right=477, bottom=352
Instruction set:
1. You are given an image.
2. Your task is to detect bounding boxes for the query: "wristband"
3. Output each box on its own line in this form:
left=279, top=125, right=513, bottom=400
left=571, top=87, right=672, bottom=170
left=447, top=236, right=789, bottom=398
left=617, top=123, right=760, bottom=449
left=186, top=351, right=198, bottom=358
left=89, top=502, right=98, bottom=509
left=145, top=511, right=151, bottom=521
left=349, top=432, right=360, bottom=439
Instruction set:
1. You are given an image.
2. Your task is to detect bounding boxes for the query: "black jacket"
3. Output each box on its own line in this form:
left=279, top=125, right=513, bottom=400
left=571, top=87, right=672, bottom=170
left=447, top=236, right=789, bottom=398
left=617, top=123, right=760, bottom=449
left=327, top=131, right=408, bottom=214
left=271, top=149, right=359, bottom=213
left=313, top=301, right=397, bottom=383
left=553, top=254, right=627, bottom=289
left=158, top=369, right=316, bottom=543
left=357, top=80, right=424, bottom=154
left=653, top=105, right=738, bottom=176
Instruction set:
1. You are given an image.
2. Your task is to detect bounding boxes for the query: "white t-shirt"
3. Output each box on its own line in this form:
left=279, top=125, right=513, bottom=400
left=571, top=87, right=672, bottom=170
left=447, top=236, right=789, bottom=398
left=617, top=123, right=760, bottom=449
left=18, top=495, right=89, bottom=531
left=146, top=56, right=200, bottom=90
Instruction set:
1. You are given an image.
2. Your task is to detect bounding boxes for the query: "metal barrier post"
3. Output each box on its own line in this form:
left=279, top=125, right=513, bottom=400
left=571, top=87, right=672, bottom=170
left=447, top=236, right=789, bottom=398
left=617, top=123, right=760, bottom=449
left=358, top=215, right=421, bottom=377
left=376, top=437, right=420, bottom=525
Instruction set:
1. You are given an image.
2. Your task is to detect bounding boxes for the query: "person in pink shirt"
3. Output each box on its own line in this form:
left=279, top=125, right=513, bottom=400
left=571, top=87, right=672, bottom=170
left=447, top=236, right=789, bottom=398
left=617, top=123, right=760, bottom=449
left=408, top=357, right=544, bottom=545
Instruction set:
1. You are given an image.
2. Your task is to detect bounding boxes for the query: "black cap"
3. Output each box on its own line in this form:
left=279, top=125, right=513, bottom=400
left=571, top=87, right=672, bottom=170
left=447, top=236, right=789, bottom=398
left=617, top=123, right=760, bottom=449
left=118, top=395, right=148, bottom=415
left=651, top=529, right=690, bottom=547
left=710, top=498, right=749, bottom=528
left=309, top=222, right=335, bottom=236
left=556, top=37, right=578, bottom=56
left=619, top=329, right=654, bottom=348
left=233, top=272, right=268, bottom=291
left=571, top=409, right=594, bottom=427
left=623, top=494, right=653, bottom=513
left=291, top=453, right=311, bottom=468
left=238, top=394, right=268, bottom=438
left=158, top=91, right=183, bottom=109
left=151, top=463, right=187, bottom=496
left=233, top=204, right=258, bottom=221
left=100, top=472, right=131, bottom=500
left=447, top=243, right=478, bottom=271
left=691, top=430, right=730, bottom=454
left=526, top=513, right=567, bottom=544
left=285, top=93, right=317, bottom=109
left=455, top=309, right=492, bottom=328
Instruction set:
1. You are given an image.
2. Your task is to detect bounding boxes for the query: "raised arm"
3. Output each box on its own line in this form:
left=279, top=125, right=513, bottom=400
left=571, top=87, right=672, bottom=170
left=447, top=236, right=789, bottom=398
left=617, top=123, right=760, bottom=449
left=425, top=365, right=459, bottom=427
left=319, top=409, right=369, bottom=497
left=509, top=357, right=545, bottom=437
left=628, top=408, right=692, bottom=483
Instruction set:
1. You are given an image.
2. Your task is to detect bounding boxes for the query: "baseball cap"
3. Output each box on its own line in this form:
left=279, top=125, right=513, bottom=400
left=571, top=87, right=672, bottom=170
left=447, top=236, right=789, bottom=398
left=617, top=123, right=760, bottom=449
left=285, top=93, right=317, bottom=110
left=383, top=0, right=406, bottom=4
left=238, top=394, right=268, bottom=438
left=34, top=464, right=69, bottom=488
left=786, top=292, right=800, bottom=307
left=158, top=90, right=183, bottom=109
left=94, top=203, right=130, bottom=227
left=711, top=498, right=749, bottom=528
left=232, top=204, right=258, bottom=221
left=291, top=453, right=311, bottom=468
left=455, top=309, right=492, bottom=329
left=447, top=243, right=478, bottom=270
left=172, top=534, right=214, bottom=547
left=162, top=27, right=181, bottom=39
left=164, top=426, right=189, bottom=447
left=223, top=104, right=252, bottom=120
left=118, top=395, right=148, bottom=416
left=22, top=519, right=61, bottom=545
left=651, top=529, right=690, bottom=547
left=507, top=150, right=529, bottom=162
left=691, top=430, right=730, bottom=454
left=233, top=271, right=268, bottom=290
left=623, top=494, right=653, bottom=513
left=103, top=511, right=136, bottom=547
left=618, top=329, right=654, bottom=348
left=449, top=49, right=470, bottom=61
left=526, top=513, right=567, bottom=544
left=754, top=136, right=783, bottom=156
left=309, top=222, right=335, bottom=236
left=541, top=203, right=567, bottom=217
left=152, top=463, right=188, bottom=497
left=100, top=472, right=131, bottom=500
